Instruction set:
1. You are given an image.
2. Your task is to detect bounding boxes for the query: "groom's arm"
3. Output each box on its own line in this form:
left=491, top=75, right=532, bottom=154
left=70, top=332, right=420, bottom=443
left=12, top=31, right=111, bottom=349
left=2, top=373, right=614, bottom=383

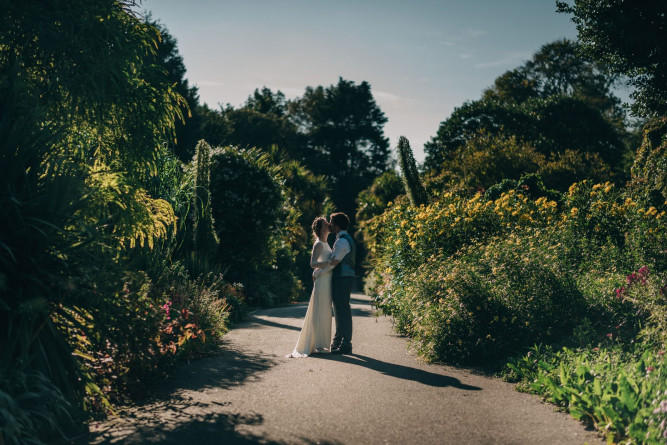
left=327, top=237, right=350, bottom=267
left=313, top=238, right=349, bottom=277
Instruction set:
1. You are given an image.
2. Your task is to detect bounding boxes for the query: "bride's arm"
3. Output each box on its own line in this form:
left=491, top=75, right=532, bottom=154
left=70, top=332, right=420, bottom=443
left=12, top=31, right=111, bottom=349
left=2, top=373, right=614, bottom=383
left=310, top=243, right=330, bottom=269
left=313, top=261, right=335, bottom=278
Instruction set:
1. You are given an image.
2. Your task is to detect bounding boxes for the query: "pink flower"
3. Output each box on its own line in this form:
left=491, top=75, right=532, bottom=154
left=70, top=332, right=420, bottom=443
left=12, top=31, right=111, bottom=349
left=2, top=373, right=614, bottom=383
left=626, top=273, right=637, bottom=285
left=647, top=366, right=654, bottom=373
left=615, top=287, right=625, bottom=299
left=653, top=400, right=667, bottom=414
left=606, top=333, right=613, bottom=339
left=593, top=347, right=600, bottom=351
left=162, top=301, right=172, bottom=319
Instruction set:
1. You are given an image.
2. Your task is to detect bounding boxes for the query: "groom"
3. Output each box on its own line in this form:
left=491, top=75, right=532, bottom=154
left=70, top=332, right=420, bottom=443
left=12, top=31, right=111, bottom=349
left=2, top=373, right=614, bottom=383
left=315, top=212, right=356, bottom=354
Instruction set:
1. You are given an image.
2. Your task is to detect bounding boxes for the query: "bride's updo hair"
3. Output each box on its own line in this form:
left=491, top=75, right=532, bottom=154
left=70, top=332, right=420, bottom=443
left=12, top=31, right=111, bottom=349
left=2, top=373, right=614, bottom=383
left=311, top=217, right=328, bottom=238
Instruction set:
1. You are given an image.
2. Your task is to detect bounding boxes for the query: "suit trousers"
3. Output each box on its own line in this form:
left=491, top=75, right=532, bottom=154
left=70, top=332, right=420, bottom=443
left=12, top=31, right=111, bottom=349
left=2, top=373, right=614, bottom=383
left=331, top=276, right=354, bottom=348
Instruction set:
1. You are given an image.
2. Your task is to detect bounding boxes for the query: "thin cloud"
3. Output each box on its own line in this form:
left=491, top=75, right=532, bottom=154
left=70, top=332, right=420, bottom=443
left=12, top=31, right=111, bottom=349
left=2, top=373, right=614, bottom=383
left=474, top=51, right=531, bottom=69
left=374, top=91, right=403, bottom=104
left=463, top=28, right=487, bottom=38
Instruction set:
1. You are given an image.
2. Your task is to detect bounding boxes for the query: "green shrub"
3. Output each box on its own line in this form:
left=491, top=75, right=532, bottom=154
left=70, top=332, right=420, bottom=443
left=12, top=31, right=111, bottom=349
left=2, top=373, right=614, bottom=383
left=268, top=147, right=332, bottom=300
left=208, top=146, right=300, bottom=305
left=378, top=231, right=586, bottom=364
left=631, top=118, right=667, bottom=206
left=504, top=344, right=667, bottom=443
left=58, top=269, right=237, bottom=406
left=368, top=174, right=667, bottom=442
left=369, top=178, right=667, bottom=364
left=441, top=132, right=546, bottom=190
left=485, top=172, right=562, bottom=202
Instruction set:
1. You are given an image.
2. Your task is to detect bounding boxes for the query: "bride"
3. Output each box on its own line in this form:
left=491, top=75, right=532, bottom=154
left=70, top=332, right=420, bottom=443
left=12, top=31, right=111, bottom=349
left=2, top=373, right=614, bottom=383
left=286, top=217, right=333, bottom=358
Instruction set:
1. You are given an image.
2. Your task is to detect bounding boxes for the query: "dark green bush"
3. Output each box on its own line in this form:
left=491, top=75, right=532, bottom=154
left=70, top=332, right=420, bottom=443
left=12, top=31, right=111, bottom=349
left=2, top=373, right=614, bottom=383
left=208, top=146, right=300, bottom=305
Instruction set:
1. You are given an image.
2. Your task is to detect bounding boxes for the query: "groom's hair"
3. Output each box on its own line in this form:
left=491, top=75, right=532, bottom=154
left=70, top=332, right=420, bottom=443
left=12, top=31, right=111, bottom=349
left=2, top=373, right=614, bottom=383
left=329, top=212, right=349, bottom=230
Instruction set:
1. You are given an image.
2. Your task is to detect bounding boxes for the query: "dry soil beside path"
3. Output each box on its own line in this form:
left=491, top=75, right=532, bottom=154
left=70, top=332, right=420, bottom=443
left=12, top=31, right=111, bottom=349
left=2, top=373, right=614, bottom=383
left=81, top=294, right=601, bottom=445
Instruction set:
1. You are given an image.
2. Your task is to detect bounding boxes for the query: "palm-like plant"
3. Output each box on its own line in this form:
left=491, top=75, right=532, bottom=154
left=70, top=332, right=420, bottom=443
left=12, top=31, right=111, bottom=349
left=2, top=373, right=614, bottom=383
left=1, top=1, right=187, bottom=441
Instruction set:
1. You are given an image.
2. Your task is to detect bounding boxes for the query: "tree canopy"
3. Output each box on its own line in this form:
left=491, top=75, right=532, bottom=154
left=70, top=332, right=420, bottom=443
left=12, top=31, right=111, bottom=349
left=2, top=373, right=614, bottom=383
left=197, top=78, right=392, bottom=219
left=424, top=39, right=629, bottom=186
left=557, top=0, right=667, bottom=117
left=289, top=77, right=392, bottom=217
left=482, top=39, right=624, bottom=125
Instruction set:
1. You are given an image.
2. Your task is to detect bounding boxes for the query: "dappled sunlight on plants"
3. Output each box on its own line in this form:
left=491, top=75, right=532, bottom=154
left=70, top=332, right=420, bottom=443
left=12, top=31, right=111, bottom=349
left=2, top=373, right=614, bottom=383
left=365, top=165, right=667, bottom=441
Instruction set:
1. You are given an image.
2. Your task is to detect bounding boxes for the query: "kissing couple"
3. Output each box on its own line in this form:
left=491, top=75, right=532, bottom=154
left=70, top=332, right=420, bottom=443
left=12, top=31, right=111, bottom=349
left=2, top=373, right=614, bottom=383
left=287, top=212, right=356, bottom=358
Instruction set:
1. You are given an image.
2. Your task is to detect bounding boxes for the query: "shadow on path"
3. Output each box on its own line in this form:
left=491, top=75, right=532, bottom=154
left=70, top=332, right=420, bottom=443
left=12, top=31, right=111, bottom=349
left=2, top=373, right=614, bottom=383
left=75, top=346, right=281, bottom=445
left=166, top=344, right=277, bottom=393
left=350, top=296, right=370, bottom=305
left=75, top=398, right=343, bottom=445
left=312, top=353, right=481, bottom=391
left=247, top=316, right=303, bottom=332
left=245, top=298, right=374, bottom=333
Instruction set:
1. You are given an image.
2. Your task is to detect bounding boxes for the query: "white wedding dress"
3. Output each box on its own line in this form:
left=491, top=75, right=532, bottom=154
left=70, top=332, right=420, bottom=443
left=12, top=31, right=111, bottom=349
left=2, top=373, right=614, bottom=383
left=286, top=240, right=333, bottom=358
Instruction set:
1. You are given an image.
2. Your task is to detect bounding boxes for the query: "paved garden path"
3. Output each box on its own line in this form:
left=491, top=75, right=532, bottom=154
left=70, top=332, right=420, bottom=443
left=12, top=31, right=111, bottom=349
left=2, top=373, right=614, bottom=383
left=83, top=294, right=601, bottom=444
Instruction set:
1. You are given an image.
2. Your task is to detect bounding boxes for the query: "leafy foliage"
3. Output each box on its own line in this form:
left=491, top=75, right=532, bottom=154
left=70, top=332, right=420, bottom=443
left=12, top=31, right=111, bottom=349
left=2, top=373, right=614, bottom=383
left=196, top=79, right=392, bottom=220
left=630, top=117, right=667, bottom=206
left=208, top=146, right=301, bottom=305
left=505, top=343, right=667, bottom=444
left=482, top=39, right=624, bottom=124
left=267, top=147, right=333, bottom=298
left=367, top=179, right=666, bottom=364
left=557, top=0, right=667, bottom=117
left=0, top=368, right=73, bottom=445
left=366, top=169, right=667, bottom=441
left=356, top=170, right=405, bottom=224
left=0, top=3, right=239, bottom=442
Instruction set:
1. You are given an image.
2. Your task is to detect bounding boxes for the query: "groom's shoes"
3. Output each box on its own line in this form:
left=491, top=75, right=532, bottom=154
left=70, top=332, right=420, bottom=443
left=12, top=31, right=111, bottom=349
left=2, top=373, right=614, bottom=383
left=331, top=345, right=352, bottom=355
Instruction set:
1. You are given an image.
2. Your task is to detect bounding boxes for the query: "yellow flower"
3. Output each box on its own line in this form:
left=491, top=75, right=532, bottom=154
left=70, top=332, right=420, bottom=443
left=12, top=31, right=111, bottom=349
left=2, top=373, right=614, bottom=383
left=570, top=207, right=579, bottom=217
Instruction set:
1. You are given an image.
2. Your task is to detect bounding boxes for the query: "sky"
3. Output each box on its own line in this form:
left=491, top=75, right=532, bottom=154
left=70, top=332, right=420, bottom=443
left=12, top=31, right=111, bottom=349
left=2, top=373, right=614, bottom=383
left=141, top=0, right=580, bottom=163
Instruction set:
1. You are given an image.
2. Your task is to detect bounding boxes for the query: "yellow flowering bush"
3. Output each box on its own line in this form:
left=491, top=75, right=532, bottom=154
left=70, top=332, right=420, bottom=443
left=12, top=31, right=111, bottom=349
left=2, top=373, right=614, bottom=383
left=368, top=180, right=667, bottom=364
